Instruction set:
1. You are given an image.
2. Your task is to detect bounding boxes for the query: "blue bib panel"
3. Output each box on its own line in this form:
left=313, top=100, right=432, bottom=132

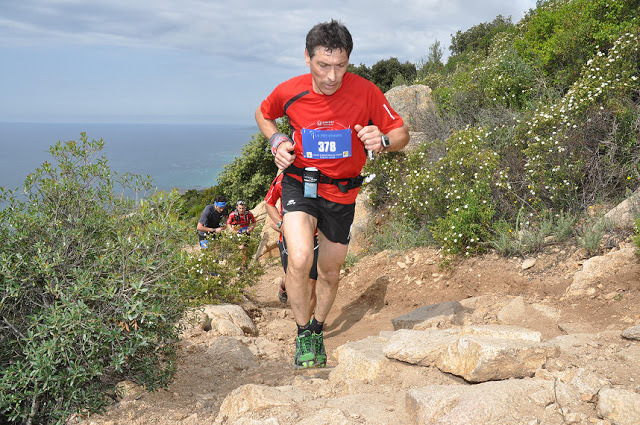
left=301, top=128, right=352, bottom=159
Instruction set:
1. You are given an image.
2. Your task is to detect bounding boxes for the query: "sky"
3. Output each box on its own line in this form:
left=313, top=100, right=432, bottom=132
left=0, top=0, right=538, bottom=125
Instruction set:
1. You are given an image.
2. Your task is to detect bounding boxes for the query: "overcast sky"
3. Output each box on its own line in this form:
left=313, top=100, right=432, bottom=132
left=0, top=0, right=537, bottom=124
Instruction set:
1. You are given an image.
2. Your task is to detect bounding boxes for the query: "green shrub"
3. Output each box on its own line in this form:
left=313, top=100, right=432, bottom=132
left=361, top=150, right=406, bottom=208
left=181, top=226, right=263, bottom=305
left=450, top=14, right=514, bottom=57
left=479, top=35, right=537, bottom=110
left=390, top=72, right=408, bottom=89
left=515, top=0, right=640, bottom=91
left=383, top=126, right=499, bottom=256
left=370, top=57, right=417, bottom=92
left=490, top=209, right=579, bottom=257
left=490, top=220, right=521, bottom=257
left=210, top=131, right=278, bottom=208
left=365, top=216, right=433, bottom=253
left=551, top=210, right=579, bottom=240
left=633, top=218, right=640, bottom=253
left=342, top=252, right=360, bottom=269
left=575, top=217, right=612, bottom=256
left=428, top=183, right=495, bottom=257
left=0, top=135, right=188, bottom=424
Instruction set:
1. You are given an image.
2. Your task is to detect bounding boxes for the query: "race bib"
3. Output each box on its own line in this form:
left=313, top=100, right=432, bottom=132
left=301, top=128, right=352, bottom=159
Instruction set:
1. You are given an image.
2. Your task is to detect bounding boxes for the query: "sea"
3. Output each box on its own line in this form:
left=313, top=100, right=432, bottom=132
left=0, top=122, right=259, bottom=195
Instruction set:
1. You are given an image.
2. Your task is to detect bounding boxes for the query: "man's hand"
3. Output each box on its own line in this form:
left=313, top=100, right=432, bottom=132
left=354, top=124, right=383, bottom=154
left=274, top=141, right=296, bottom=170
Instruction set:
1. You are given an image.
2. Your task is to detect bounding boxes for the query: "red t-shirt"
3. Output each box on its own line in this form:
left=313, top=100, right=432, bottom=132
left=264, top=173, right=284, bottom=211
left=260, top=72, right=404, bottom=204
left=265, top=173, right=284, bottom=242
left=227, top=210, right=256, bottom=228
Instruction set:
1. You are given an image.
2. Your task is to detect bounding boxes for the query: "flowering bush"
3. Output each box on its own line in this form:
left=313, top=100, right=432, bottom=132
left=366, top=19, right=639, bottom=259
left=522, top=29, right=640, bottom=211
left=383, top=126, right=498, bottom=255
left=181, top=227, right=263, bottom=305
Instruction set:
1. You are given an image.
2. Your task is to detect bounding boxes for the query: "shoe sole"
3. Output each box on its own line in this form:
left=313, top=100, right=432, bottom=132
left=294, top=359, right=315, bottom=369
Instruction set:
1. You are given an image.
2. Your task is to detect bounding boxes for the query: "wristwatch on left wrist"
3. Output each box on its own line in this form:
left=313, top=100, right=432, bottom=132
left=381, top=134, right=391, bottom=150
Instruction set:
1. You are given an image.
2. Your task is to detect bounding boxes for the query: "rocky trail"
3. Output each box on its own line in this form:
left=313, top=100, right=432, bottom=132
left=79, top=234, right=640, bottom=425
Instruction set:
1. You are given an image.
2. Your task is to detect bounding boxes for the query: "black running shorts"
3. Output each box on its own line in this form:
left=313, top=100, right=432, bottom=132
left=281, top=174, right=355, bottom=245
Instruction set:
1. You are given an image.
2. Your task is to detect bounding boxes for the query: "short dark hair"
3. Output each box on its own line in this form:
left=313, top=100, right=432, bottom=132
left=306, top=19, right=353, bottom=59
left=214, top=195, right=226, bottom=203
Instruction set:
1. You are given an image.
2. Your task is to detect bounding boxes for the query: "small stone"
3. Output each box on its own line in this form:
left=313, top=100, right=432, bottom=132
left=521, top=258, right=536, bottom=270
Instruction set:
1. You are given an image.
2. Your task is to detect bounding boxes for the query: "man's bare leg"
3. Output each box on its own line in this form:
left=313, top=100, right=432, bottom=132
left=281, top=211, right=317, bottom=326
left=313, top=231, right=348, bottom=323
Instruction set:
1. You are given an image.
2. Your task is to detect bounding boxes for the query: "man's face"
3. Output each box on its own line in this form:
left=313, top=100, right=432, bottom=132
left=237, top=204, right=246, bottom=214
left=305, top=47, right=349, bottom=96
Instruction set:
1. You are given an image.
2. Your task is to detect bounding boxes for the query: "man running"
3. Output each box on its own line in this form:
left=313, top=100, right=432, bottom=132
left=196, top=195, right=228, bottom=249
left=227, top=200, right=257, bottom=265
left=255, top=19, right=409, bottom=369
left=265, top=172, right=317, bottom=312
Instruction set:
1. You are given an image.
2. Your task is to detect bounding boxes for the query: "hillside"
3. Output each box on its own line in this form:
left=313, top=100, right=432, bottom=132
left=80, top=230, right=640, bottom=424
left=4, top=0, right=638, bottom=423
left=81, top=1, right=640, bottom=420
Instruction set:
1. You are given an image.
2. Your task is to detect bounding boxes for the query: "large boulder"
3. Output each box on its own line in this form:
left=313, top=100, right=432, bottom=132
left=348, top=188, right=373, bottom=256
left=564, top=246, right=638, bottom=297
left=385, top=84, right=435, bottom=132
left=597, top=387, right=640, bottom=425
left=605, top=187, right=640, bottom=228
left=200, top=304, right=258, bottom=336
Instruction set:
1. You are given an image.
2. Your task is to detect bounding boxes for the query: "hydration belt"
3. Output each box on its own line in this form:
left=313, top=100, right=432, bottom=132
left=284, top=164, right=365, bottom=193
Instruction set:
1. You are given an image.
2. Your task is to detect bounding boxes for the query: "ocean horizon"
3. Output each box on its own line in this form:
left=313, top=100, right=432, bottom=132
left=0, top=122, right=259, bottom=195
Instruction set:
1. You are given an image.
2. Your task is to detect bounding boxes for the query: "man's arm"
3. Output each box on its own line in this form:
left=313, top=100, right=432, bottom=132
left=248, top=213, right=257, bottom=233
left=354, top=123, right=410, bottom=154
left=197, top=208, right=223, bottom=233
left=226, top=214, right=237, bottom=232
left=255, top=107, right=278, bottom=140
left=265, top=203, right=282, bottom=233
left=255, top=107, right=296, bottom=170
left=197, top=222, right=216, bottom=233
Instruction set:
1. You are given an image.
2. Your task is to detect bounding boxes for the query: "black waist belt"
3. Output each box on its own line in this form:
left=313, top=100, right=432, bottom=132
left=284, top=165, right=365, bottom=194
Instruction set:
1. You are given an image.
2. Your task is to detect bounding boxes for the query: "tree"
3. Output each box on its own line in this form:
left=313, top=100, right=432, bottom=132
left=347, top=63, right=372, bottom=81
left=391, top=72, right=408, bottom=89
left=370, top=57, right=417, bottom=92
left=417, top=39, right=445, bottom=78
left=0, top=134, right=188, bottom=424
left=449, top=15, right=513, bottom=56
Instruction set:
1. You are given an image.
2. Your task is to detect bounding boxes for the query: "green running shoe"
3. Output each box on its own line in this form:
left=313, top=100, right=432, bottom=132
left=294, top=330, right=315, bottom=369
left=311, top=331, right=326, bottom=367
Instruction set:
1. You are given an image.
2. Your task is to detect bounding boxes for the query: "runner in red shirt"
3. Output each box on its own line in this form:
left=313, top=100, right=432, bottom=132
left=227, top=200, right=257, bottom=265
left=265, top=173, right=318, bottom=311
left=255, top=20, right=410, bottom=369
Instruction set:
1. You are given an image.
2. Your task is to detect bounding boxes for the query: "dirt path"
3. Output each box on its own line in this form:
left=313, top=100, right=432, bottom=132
left=81, top=243, right=640, bottom=425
